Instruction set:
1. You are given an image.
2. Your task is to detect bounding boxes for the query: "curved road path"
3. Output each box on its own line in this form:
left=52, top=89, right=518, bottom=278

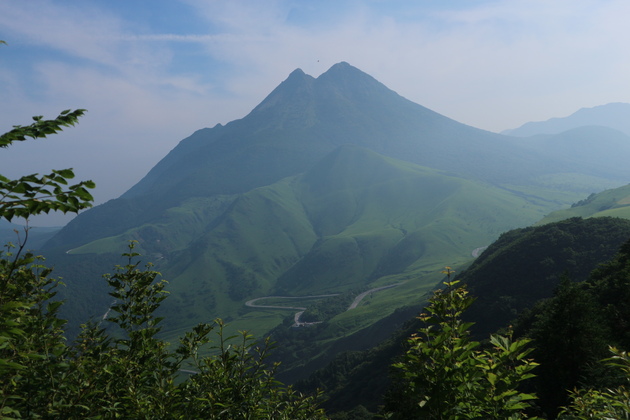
left=347, top=283, right=403, bottom=310
left=245, top=294, right=340, bottom=310
left=472, top=246, right=488, bottom=258
left=245, top=246, right=483, bottom=325
left=245, top=284, right=403, bottom=326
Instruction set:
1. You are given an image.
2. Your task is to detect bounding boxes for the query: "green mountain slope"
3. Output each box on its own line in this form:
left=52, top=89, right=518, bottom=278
left=61, top=146, right=561, bottom=359
left=537, top=183, right=630, bottom=224
left=458, top=216, right=630, bottom=336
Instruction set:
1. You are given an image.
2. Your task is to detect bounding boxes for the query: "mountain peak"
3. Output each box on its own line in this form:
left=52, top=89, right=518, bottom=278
left=286, top=67, right=306, bottom=80
left=317, top=61, right=373, bottom=82
left=280, top=66, right=313, bottom=87
left=323, top=61, right=354, bottom=73
left=247, top=67, right=315, bottom=116
left=252, top=62, right=381, bottom=117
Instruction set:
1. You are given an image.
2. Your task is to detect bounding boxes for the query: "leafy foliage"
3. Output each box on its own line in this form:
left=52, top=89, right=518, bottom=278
left=0, top=242, right=326, bottom=418
left=0, top=110, right=95, bottom=221
left=518, top=276, right=610, bottom=416
left=0, top=244, right=68, bottom=418
left=0, top=107, right=325, bottom=418
left=385, top=271, right=539, bottom=419
left=559, top=347, right=630, bottom=419
left=0, top=109, right=87, bottom=147
left=509, top=236, right=630, bottom=416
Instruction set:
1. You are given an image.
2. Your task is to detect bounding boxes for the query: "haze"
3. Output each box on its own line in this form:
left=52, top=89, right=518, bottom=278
left=1, top=0, right=629, bottom=226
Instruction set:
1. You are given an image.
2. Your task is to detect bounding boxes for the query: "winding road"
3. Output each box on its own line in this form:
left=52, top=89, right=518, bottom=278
left=472, top=246, right=488, bottom=258
left=347, top=283, right=403, bottom=309
left=245, top=284, right=403, bottom=326
left=246, top=246, right=485, bottom=326
left=245, top=294, right=341, bottom=327
left=245, top=294, right=340, bottom=310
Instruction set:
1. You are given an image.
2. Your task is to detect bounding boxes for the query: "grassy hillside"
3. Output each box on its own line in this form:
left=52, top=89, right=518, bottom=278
left=60, top=146, right=571, bottom=364
left=537, top=183, right=630, bottom=224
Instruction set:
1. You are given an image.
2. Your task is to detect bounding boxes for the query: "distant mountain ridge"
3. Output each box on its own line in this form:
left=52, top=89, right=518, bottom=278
left=0, top=220, right=60, bottom=249
left=503, top=102, right=630, bottom=137
left=504, top=125, right=630, bottom=183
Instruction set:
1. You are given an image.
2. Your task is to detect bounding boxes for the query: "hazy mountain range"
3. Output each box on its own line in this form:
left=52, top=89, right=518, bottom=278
left=502, top=102, right=630, bottom=137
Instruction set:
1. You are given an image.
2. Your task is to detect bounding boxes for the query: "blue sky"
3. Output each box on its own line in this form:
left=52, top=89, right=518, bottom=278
left=1, top=0, right=629, bottom=225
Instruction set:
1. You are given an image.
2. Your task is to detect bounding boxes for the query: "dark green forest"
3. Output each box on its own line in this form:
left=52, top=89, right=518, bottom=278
left=0, top=111, right=325, bottom=419
left=296, top=217, right=630, bottom=419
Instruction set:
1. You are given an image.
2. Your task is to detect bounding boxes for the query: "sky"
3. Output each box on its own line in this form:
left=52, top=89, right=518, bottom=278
left=1, top=0, right=630, bottom=226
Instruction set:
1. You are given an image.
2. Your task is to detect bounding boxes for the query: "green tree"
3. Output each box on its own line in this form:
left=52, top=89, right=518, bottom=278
left=559, top=347, right=630, bottom=419
left=386, top=269, right=539, bottom=419
left=0, top=244, right=68, bottom=418
left=0, top=100, right=325, bottom=416
left=523, top=276, right=609, bottom=417
left=0, top=106, right=95, bottom=417
left=50, top=243, right=326, bottom=419
left=0, top=109, right=95, bottom=222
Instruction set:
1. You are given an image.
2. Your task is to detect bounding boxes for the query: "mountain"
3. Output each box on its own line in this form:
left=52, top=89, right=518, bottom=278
left=502, top=102, right=630, bottom=137
left=38, top=62, right=630, bottom=382
left=459, top=216, right=630, bottom=336
left=45, top=64, right=630, bottom=251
